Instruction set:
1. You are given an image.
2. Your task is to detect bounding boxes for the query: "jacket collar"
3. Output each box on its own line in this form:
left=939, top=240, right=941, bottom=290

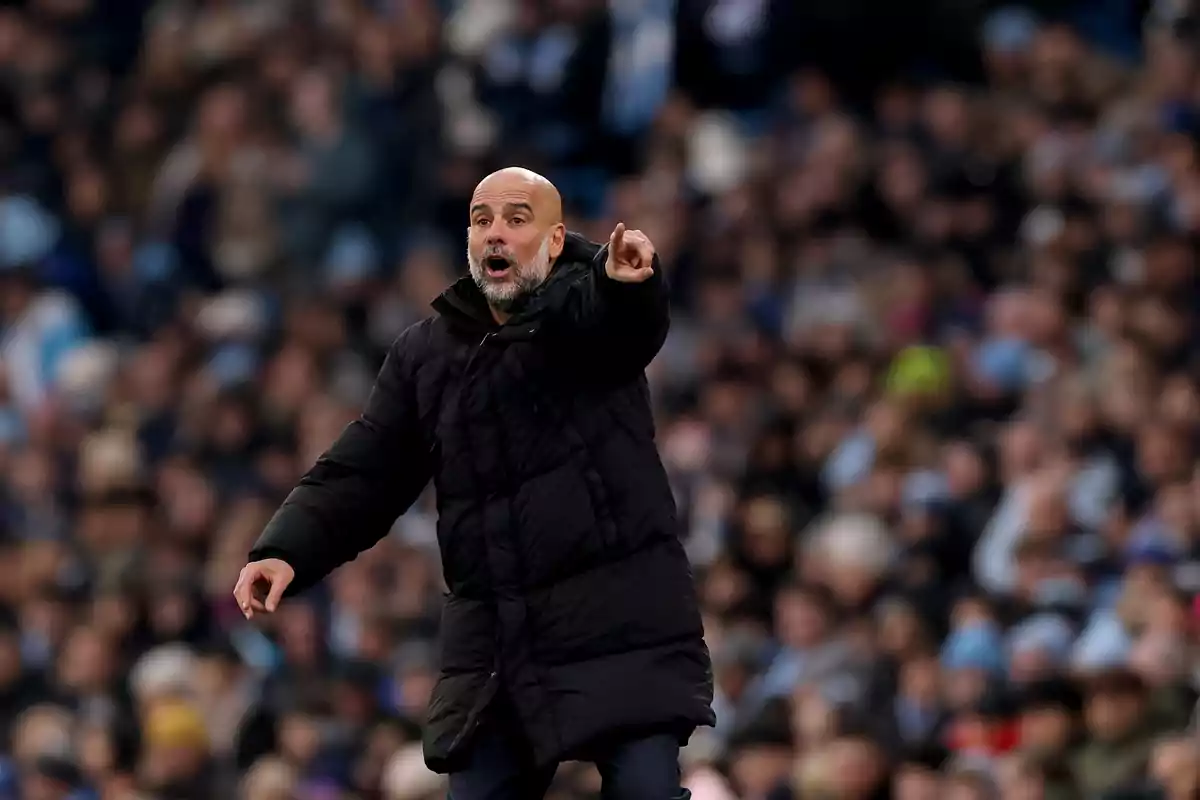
left=431, top=232, right=600, bottom=338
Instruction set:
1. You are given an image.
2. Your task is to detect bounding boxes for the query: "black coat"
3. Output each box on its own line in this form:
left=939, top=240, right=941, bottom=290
left=250, top=233, right=715, bottom=772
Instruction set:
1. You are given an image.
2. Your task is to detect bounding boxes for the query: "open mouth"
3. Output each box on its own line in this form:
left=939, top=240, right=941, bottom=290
left=484, top=256, right=512, bottom=278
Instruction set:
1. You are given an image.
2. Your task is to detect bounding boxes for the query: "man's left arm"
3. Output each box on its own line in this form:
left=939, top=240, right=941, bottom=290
left=564, top=223, right=669, bottom=383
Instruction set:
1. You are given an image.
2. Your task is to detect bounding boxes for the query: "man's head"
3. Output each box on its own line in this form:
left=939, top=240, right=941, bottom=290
left=1014, top=677, right=1080, bottom=756
left=1083, top=668, right=1147, bottom=743
left=467, top=167, right=565, bottom=315
left=893, top=743, right=947, bottom=800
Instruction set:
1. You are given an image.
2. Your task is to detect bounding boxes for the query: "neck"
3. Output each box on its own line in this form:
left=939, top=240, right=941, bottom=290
left=490, top=306, right=510, bottom=325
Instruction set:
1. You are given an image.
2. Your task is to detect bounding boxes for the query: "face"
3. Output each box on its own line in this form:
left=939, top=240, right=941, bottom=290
left=729, top=745, right=794, bottom=796
left=0, top=632, right=21, bottom=687
left=774, top=590, right=825, bottom=649
left=1151, top=739, right=1200, bottom=793
left=894, top=767, right=941, bottom=800
left=945, top=778, right=997, bottom=800
left=278, top=713, right=322, bottom=765
left=996, top=758, right=1045, bottom=800
left=1018, top=707, right=1072, bottom=754
left=828, top=739, right=885, bottom=798
left=898, top=657, right=940, bottom=706
left=791, top=690, right=836, bottom=746
left=0, top=274, right=34, bottom=320
left=878, top=606, right=920, bottom=655
left=1130, top=631, right=1186, bottom=685
left=943, top=443, right=984, bottom=497
left=1009, top=647, right=1055, bottom=684
left=467, top=173, right=564, bottom=312
left=78, top=723, right=116, bottom=778
left=945, top=667, right=988, bottom=710
left=58, top=627, right=114, bottom=692
left=1085, top=691, right=1143, bottom=742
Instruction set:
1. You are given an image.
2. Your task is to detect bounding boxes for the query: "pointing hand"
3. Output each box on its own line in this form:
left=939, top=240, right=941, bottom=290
left=605, top=223, right=656, bottom=283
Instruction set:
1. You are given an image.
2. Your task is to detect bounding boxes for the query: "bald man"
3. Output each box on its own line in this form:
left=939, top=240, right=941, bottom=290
left=238, top=168, right=714, bottom=798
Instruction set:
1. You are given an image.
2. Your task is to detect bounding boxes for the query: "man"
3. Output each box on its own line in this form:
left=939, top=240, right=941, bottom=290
left=234, top=167, right=714, bottom=798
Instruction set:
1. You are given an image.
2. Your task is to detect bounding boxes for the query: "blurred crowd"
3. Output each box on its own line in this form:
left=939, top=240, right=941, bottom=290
left=5, top=0, right=1200, bottom=799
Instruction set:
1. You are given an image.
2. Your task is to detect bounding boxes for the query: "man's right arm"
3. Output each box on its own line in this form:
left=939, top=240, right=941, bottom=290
left=554, top=228, right=670, bottom=385
left=247, top=319, right=435, bottom=596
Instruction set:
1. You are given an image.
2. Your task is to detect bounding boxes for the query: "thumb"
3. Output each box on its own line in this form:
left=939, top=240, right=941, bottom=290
left=264, top=569, right=290, bottom=612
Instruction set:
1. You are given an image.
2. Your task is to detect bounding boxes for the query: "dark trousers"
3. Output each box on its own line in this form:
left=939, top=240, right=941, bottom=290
left=448, top=701, right=690, bottom=799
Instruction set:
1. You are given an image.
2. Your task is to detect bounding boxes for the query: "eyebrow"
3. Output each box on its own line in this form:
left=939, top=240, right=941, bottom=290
left=470, top=202, right=535, bottom=218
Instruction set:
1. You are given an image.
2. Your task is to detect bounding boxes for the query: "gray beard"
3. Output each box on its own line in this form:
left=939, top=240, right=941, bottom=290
left=467, top=235, right=552, bottom=312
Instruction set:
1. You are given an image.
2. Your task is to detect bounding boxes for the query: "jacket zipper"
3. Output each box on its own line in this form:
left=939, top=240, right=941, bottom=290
left=464, top=332, right=495, bottom=376
left=471, top=331, right=544, bottom=751
left=442, top=330, right=500, bottom=756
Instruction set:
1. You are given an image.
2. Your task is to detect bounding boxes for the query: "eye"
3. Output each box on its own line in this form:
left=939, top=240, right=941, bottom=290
left=510, top=217, right=527, bottom=226
left=474, top=218, right=490, bottom=228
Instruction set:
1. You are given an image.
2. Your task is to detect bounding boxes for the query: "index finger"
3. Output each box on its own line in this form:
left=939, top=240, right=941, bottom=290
left=610, top=222, right=626, bottom=252
left=233, top=566, right=259, bottom=611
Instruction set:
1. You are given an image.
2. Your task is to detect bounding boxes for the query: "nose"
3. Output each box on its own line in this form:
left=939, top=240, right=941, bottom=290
left=485, top=228, right=506, bottom=246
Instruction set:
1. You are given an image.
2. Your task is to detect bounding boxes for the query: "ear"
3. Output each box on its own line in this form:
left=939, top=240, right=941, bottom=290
left=548, top=223, right=566, bottom=260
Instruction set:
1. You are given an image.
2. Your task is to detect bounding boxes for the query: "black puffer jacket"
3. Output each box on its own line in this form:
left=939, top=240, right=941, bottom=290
left=250, top=233, right=715, bottom=772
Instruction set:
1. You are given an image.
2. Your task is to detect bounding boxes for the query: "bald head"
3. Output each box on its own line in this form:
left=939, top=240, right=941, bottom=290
left=472, top=167, right=563, bottom=225
left=467, top=167, right=567, bottom=318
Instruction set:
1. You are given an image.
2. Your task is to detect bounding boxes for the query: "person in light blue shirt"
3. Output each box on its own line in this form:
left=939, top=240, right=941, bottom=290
left=0, top=266, right=92, bottom=412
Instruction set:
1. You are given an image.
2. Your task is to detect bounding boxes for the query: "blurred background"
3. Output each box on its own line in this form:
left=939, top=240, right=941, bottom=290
left=6, top=0, right=1200, bottom=798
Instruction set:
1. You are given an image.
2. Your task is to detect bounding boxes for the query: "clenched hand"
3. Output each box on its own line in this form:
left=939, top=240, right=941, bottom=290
left=604, top=222, right=656, bottom=283
left=233, top=558, right=295, bottom=619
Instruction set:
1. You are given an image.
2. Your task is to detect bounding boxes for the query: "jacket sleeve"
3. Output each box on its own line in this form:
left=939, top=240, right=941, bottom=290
left=248, top=321, right=434, bottom=595
left=557, top=244, right=670, bottom=383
